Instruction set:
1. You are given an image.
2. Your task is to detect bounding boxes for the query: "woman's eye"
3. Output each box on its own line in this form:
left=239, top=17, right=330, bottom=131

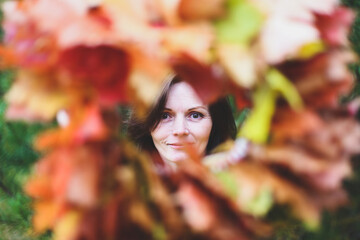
left=189, top=112, right=204, bottom=119
left=161, top=112, right=171, bottom=119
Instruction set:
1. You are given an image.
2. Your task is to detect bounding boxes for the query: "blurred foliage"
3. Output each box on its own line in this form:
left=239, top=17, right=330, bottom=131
left=265, top=155, right=360, bottom=240
left=0, top=1, right=360, bottom=240
left=0, top=70, right=52, bottom=239
left=266, top=2, right=360, bottom=238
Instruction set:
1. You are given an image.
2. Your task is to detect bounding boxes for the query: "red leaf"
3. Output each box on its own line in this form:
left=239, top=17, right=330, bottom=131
left=316, top=7, right=355, bottom=47
left=59, top=45, right=131, bottom=105
left=35, top=104, right=108, bottom=150
left=171, top=53, right=228, bottom=104
left=271, top=108, right=323, bottom=141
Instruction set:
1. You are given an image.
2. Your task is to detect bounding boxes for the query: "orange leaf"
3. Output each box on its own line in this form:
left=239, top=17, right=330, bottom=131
left=178, top=0, right=225, bottom=20
left=271, top=108, right=324, bottom=141
left=35, top=104, right=108, bottom=150
left=25, top=176, right=52, bottom=199
left=33, top=201, right=61, bottom=233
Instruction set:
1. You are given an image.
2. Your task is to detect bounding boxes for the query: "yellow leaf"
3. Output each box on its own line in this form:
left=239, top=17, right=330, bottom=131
left=33, top=201, right=60, bottom=233
left=239, top=85, right=276, bottom=143
left=266, top=68, right=303, bottom=110
left=5, top=71, right=70, bottom=121
left=297, top=41, right=326, bottom=60
left=215, top=0, right=263, bottom=45
left=243, top=186, right=273, bottom=217
left=217, top=44, right=258, bottom=88
left=54, top=211, right=81, bottom=240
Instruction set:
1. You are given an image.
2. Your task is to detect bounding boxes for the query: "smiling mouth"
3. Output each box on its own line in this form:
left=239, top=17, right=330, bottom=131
left=167, top=143, right=193, bottom=149
left=168, top=143, right=185, bottom=149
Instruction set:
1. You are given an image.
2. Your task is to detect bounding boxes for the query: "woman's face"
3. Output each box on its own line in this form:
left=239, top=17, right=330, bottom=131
left=151, top=82, right=213, bottom=164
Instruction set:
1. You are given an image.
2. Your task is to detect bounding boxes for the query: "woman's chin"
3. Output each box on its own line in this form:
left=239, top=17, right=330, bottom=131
left=163, top=152, right=190, bottom=163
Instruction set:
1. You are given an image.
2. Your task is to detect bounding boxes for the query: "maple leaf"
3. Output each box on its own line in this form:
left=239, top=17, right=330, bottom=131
left=171, top=53, right=229, bottom=104
left=5, top=71, right=71, bottom=122
left=178, top=0, right=226, bottom=21
left=175, top=159, right=273, bottom=238
left=176, top=182, right=218, bottom=232
left=254, top=0, right=342, bottom=63
left=26, top=144, right=107, bottom=234
left=229, top=162, right=321, bottom=228
left=35, top=103, right=108, bottom=150
left=58, top=45, right=131, bottom=106
left=162, top=22, right=214, bottom=63
left=215, top=0, right=263, bottom=45
left=316, top=7, right=355, bottom=47
left=216, top=44, right=260, bottom=88
left=260, top=15, right=319, bottom=64
left=304, top=117, right=360, bottom=158
left=53, top=211, right=81, bottom=240
left=249, top=144, right=352, bottom=191
left=1, top=1, right=59, bottom=70
left=239, top=84, right=277, bottom=143
left=32, top=201, right=62, bottom=233
left=271, top=108, right=324, bottom=141
left=279, top=50, right=354, bottom=109
left=25, top=148, right=73, bottom=202
left=65, top=146, right=101, bottom=207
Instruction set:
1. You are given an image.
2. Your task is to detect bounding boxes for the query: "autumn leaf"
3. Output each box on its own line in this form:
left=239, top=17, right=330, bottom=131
left=266, top=69, right=303, bottom=110
left=176, top=182, right=217, bottom=231
left=32, top=201, right=62, bottom=233
left=230, top=162, right=321, bottom=229
left=35, top=104, right=108, bottom=150
left=249, top=144, right=352, bottom=191
left=171, top=53, right=229, bottom=104
left=215, top=0, right=263, bottom=45
left=271, top=108, right=324, bottom=141
left=260, top=16, right=319, bottom=64
left=58, top=45, right=131, bottom=106
left=54, top=211, right=81, bottom=240
left=178, top=0, right=226, bottom=21
left=1, top=2, right=57, bottom=69
left=5, top=71, right=71, bottom=121
left=216, top=44, right=260, bottom=88
left=239, top=84, right=277, bottom=143
left=316, top=7, right=355, bottom=47
left=1, top=0, right=358, bottom=238
left=162, top=23, right=214, bottom=63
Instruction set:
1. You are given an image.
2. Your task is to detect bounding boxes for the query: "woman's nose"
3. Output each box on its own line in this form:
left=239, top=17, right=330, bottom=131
left=172, top=117, right=189, bottom=136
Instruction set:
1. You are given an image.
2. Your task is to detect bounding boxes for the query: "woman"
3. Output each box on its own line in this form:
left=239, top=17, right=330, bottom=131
left=128, top=75, right=236, bottom=170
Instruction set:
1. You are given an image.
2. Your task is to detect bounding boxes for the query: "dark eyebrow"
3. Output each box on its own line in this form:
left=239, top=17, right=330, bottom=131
left=163, top=106, right=209, bottom=112
left=189, top=106, right=209, bottom=111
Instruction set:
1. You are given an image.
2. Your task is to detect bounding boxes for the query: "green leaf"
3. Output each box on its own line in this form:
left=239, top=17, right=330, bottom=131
left=244, top=187, right=273, bottom=217
left=215, top=0, right=263, bottom=45
left=266, top=68, right=303, bottom=110
left=239, top=85, right=276, bottom=143
left=297, top=41, right=326, bottom=60
left=152, top=223, right=167, bottom=240
left=215, top=171, right=239, bottom=200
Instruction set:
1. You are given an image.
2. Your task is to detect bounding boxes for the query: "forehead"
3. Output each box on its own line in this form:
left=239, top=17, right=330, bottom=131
left=166, top=82, right=205, bottom=108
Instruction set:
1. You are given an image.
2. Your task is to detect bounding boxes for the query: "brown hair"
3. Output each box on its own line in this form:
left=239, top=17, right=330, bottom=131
left=127, top=75, right=236, bottom=154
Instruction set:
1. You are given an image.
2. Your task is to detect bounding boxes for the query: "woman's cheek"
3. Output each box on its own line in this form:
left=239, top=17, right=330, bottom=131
left=152, top=123, right=170, bottom=142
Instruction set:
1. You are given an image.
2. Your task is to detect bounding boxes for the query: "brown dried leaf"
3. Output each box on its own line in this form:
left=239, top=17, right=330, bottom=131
left=230, top=162, right=320, bottom=228
left=249, top=144, right=352, bottom=191
left=178, top=0, right=226, bottom=21
left=271, top=108, right=324, bottom=141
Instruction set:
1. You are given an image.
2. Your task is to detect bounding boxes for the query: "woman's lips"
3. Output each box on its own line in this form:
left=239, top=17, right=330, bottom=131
left=167, top=143, right=193, bottom=149
left=168, top=143, right=185, bottom=149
